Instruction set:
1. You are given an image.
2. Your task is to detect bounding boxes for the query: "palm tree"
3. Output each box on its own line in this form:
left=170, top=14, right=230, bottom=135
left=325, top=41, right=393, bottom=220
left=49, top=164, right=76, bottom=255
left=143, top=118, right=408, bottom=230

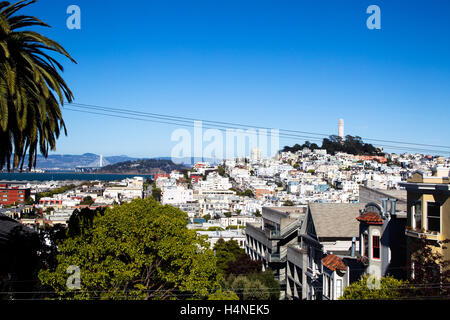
left=0, top=0, right=76, bottom=171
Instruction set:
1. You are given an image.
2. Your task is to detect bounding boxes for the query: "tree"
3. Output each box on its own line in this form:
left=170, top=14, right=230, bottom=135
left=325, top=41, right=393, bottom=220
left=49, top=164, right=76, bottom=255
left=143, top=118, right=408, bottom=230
left=227, top=275, right=270, bottom=300
left=225, top=253, right=262, bottom=277
left=407, top=238, right=450, bottom=298
left=281, top=135, right=383, bottom=157
left=38, top=198, right=220, bottom=300
left=24, top=196, right=34, bottom=205
left=340, top=275, right=409, bottom=300
left=151, top=187, right=162, bottom=202
left=44, top=206, right=53, bottom=214
left=0, top=0, right=76, bottom=171
left=242, top=189, right=254, bottom=198
left=283, top=200, right=294, bottom=206
left=248, top=269, right=280, bottom=300
left=207, top=289, right=239, bottom=300
left=213, top=238, right=245, bottom=275
left=79, top=196, right=94, bottom=206
left=217, top=166, right=226, bottom=177
left=66, top=207, right=104, bottom=238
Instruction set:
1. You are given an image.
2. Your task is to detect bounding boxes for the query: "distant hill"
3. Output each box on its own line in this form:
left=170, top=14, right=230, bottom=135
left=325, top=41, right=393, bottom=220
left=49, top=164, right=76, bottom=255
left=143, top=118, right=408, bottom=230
left=282, top=135, right=384, bottom=156
left=29, top=154, right=139, bottom=170
left=96, top=159, right=188, bottom=174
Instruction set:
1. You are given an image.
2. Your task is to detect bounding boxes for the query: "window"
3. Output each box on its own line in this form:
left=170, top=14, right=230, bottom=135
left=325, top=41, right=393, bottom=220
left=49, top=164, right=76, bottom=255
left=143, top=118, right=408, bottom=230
left=414, top=201, right=422, bottom=229
left=363, top=233, right=369, bottom=257
left=336, top=279, right=343, bottom=299
left=324, top=274, right=331, bottom=298
left=372, top=235, right=380, bottom=259
left=427, top=202, right=441, bottom=233
left=308, top=247, right=313, bottom=268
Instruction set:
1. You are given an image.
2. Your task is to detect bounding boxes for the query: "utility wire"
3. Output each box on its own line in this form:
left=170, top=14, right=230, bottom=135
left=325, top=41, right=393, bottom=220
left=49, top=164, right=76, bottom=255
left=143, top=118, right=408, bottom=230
left=66, top=102, right=450, bottom=150
left=64, top=103, right=450, bottom=155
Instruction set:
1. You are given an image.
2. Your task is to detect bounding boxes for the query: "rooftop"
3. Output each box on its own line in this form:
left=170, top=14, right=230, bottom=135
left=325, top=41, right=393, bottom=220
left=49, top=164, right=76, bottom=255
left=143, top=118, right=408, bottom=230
left=356, top=211, right=383, bottom=225
left=321, top=254, right=347, bottom=272
left=309, top=202, right=365, bottom=238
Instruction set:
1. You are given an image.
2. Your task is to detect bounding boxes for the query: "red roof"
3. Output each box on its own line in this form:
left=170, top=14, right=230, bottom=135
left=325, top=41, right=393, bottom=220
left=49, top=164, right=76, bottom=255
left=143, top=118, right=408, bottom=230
left=356, top=211, right=383, bottom=225
left=321, top=254, right=346, bottom=272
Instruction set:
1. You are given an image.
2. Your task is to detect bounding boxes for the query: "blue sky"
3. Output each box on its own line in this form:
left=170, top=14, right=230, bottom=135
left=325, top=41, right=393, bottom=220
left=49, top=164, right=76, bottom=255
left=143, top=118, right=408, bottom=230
left=21, top=0, right=450, bottom=158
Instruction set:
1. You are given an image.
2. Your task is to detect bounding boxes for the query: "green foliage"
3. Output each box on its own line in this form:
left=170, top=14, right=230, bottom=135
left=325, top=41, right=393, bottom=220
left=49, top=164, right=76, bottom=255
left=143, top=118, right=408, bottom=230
left=207, top=227, right=224, bottom=231
left=79, top=196, right=94, bottom=206
left=282, top=136, right=383, bottom=156
left=44, top=207, right=54, bottom=214
left=247, top=269, right=280, bottom=300
left=151, top=187, right=162, bottom=202
left=213, top=238, right=245, bottom=276
left=283, top=200, right=295, bottom=206
left=226, top=225, right=239, bottom=230
left=242, top=189, right=254, bottom=198
left=36, top=184, right=76, bottom=202
left=254, top=209, right=261, bottom=217
left=207, top=289, right=239, bottom=300
left=226, top=275, right=271, bottom=300
left=225, top=254, right=262, bottom=278
left=232, top=189, right=255, bottom=198
left=217, top=166, right=226, bottom=177
left=407, top=238, right=450, bottom=298
left=97, top=159, right=186, bottom=174
left=340, top=275, right=409, bottom=300
left=0, top=0, right=76, bottom=171
left=67, top=207, right=104, bottom=238
left=38, top=198, right=220, bottom=300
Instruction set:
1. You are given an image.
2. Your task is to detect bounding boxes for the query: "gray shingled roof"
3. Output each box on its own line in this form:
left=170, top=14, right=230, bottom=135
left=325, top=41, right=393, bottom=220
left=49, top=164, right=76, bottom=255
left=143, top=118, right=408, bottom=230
left=309, top=203, right=365, bottom=238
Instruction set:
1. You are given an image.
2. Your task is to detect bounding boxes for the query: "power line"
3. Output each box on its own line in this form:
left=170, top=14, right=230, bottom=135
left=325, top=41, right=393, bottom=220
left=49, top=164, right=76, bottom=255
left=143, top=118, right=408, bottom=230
left=67, top=102, right=450, bottom=150
left=64, top=102, right=450, bottom=155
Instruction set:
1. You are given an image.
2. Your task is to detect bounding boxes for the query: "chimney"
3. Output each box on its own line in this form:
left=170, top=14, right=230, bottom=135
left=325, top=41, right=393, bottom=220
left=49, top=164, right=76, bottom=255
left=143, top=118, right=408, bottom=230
left=389, top=198, right=397, bottom=217
left=351, top=237, right=356, bottom=257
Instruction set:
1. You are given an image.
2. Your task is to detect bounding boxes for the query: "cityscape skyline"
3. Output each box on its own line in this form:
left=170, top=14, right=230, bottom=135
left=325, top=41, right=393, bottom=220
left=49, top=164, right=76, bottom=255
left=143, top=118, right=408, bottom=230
left=2, top=0, right=450, bottom=305
left=19, top=0, right=450, bottom=158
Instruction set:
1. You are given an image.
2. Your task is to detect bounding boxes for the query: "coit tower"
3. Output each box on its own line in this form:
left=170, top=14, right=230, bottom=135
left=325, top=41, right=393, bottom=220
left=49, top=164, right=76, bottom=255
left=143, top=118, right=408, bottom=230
left=338, top=119, right=344, bottom=139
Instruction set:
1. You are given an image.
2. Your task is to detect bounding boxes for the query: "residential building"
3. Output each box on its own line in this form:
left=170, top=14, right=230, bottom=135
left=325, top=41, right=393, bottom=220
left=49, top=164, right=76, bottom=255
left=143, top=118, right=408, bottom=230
left=245, top=206, right=306, bottom=299
left=196, top=229, right=246, bottom=249
left=0, top=184, right=31, bottom=206
left=400, top=166, right=450, bottom=277
left=286, top=202, right=365, bottom=300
